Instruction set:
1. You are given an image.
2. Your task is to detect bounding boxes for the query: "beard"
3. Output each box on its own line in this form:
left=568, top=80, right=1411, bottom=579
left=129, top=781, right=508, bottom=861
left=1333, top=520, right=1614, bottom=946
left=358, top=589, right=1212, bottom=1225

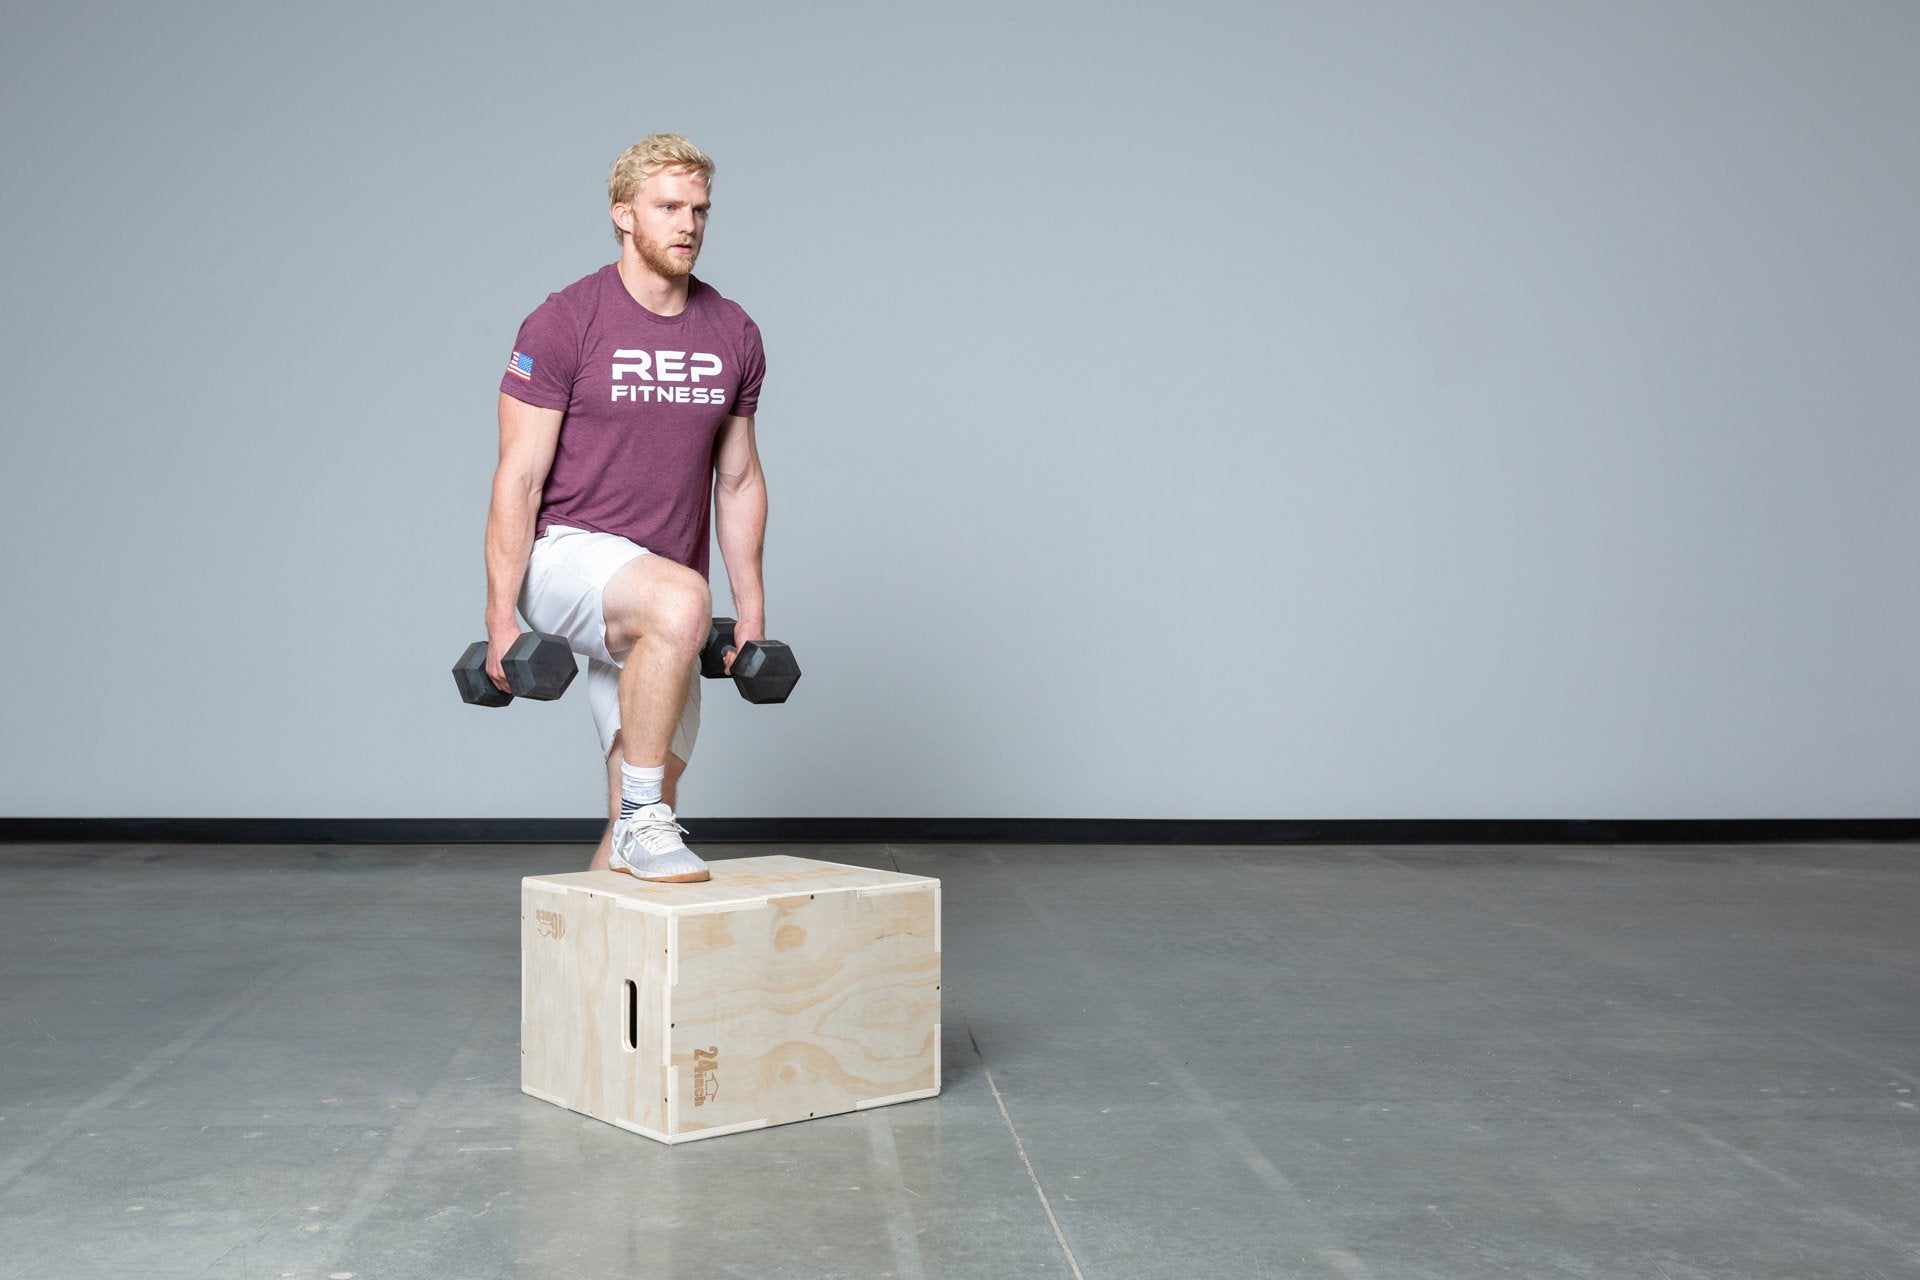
left=637, top=232, right=699, bottom=278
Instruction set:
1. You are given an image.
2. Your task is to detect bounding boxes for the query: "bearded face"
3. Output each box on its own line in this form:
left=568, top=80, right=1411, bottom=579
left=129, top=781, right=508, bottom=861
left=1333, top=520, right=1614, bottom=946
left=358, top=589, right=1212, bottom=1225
left=619, top=168, right=709, bottom=279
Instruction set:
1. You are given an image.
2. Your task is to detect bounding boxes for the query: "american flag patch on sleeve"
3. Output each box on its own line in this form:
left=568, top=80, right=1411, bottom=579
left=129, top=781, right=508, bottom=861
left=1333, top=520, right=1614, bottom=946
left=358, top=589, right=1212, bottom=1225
left=507, top=351, right=535, bottom=381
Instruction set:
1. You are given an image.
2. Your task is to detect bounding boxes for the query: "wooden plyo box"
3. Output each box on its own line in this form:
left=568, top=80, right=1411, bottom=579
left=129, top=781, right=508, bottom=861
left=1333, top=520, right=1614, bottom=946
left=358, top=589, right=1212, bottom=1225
left=521, top=855, right=940, bottom=1144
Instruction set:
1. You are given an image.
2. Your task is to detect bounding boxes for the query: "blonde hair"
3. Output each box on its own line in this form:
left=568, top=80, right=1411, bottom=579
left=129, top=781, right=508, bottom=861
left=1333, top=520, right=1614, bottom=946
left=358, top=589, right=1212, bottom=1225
left=608, top=134, right=714, bottom=241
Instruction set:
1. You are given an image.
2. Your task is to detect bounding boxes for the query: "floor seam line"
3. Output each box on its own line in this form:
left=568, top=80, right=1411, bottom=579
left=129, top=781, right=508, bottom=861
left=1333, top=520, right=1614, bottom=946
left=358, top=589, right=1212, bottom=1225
left=0, top=952, right=304, bottom=1195
left=966, top=1021, right=1087, bottom=1280
left=983, top=848, right=1381, bottom=1279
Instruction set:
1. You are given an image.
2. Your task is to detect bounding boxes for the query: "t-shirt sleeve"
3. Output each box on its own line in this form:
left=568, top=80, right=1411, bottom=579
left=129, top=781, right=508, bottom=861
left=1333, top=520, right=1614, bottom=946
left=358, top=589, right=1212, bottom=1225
left=497, top=295, right=578, bottom=411
left=732, top=317, right=766, bottom=418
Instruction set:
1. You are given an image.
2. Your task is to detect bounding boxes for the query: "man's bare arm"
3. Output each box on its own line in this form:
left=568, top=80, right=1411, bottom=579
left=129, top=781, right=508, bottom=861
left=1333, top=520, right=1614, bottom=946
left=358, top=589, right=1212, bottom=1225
left=712, top=414, right=767, bottom=660
left=484, top=392, right=564, bottom=689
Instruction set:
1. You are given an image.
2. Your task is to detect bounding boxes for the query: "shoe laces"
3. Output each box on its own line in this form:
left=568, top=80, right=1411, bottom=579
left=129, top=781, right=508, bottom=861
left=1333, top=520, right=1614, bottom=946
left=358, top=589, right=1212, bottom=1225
left=621, top=806, right=690, bottom=860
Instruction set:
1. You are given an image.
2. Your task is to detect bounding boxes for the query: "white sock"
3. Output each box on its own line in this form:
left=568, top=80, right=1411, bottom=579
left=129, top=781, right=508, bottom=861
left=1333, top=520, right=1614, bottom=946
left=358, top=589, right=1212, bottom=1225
left=619, top=762, right=666, bottom=817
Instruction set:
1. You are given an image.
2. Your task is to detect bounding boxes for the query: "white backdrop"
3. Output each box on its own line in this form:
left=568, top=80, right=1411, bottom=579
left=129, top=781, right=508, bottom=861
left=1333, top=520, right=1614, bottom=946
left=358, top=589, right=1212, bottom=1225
left=3, top=1, right=1916, bottom=820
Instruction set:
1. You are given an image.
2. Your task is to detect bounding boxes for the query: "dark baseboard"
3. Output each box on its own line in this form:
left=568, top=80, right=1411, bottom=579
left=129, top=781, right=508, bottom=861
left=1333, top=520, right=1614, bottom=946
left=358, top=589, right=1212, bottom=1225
left=1, top=817, right=1916, bottom=846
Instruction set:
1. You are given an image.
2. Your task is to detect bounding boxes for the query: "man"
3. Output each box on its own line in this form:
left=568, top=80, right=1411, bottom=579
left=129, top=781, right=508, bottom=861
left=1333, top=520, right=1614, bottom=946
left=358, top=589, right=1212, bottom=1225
left=483, top=134, right=768, bottom=883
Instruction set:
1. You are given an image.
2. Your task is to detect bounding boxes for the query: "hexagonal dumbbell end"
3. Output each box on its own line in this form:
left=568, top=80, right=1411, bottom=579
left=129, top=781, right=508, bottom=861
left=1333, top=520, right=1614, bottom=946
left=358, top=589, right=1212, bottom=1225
left=700, top=617, right=736, bottom=679
left=453, top=640, right=512, bottom=707
left=503, top=631, right=577, bottom=701
left=731, top=640, right=801, bottom=704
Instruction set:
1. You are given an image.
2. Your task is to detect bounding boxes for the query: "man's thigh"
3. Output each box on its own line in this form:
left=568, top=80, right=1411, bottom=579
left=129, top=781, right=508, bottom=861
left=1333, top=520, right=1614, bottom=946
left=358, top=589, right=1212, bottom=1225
left=522, top=526, right=705, bottom=760
left=518, top=525, right=650, bottom=665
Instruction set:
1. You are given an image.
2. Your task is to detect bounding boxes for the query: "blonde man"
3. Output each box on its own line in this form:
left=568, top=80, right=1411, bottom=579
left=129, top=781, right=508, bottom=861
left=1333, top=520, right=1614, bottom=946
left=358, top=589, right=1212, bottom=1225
left=483, top=134, right=768, bottom=882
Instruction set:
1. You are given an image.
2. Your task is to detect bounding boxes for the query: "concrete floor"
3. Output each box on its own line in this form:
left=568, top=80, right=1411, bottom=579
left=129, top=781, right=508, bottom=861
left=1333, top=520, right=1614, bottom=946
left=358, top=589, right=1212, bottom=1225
left=2, top=840, right=1918, bottom=1280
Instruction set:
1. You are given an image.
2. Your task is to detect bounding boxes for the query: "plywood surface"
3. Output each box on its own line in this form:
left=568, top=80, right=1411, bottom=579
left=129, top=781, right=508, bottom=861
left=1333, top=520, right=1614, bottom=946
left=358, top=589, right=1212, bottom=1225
left=669, top=882, right=940, bottom=1135
left=521, top=882, right=670, bottom=1133
left=527, top=856, right=936, bottom=914
left=522, top=856, right=940, bottom=1143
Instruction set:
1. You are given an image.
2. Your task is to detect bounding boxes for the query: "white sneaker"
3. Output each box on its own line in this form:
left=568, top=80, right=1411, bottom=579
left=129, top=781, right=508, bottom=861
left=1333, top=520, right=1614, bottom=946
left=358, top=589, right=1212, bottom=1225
left=609, top=803, right=710, bottom=883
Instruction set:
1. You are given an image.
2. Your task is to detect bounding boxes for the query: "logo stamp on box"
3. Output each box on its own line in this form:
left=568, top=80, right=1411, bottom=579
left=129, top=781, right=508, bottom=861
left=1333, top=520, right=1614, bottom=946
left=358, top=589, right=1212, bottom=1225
left=693, top=1046, right=720, bottom=1106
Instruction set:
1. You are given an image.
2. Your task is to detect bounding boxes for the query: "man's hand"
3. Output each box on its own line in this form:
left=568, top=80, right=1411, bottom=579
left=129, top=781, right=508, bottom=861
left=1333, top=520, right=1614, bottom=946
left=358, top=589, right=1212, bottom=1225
left=485, top=620, right=523, bottom=694
left=722, top=616, right=765, bottom=676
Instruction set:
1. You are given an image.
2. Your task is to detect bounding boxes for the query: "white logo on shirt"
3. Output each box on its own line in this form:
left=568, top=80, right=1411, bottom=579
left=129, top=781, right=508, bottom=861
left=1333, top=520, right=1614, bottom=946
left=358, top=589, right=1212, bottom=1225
left=610, top=349, right=729, bottom=405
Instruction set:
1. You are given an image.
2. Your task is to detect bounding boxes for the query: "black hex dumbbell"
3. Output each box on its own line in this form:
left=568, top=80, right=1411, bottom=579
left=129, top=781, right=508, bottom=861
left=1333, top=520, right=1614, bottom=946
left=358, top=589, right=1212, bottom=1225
left=700, top=617, right=801, bottom=704
left=452, top=632, right=578, bottom=707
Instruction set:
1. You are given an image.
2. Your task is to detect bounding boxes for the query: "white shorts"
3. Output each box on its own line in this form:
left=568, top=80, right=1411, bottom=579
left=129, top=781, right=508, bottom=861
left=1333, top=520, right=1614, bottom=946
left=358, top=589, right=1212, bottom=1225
left=516, top=525, right=701, bottom=763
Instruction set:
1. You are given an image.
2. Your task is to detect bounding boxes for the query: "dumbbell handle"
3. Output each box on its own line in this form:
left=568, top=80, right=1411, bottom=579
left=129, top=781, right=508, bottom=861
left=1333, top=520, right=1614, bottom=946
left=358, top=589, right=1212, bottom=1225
left=700, top=618, right=783, bottom=674
left=700, top=617, right=801, bottom=704
left=700, top=618, right=740, bottom=679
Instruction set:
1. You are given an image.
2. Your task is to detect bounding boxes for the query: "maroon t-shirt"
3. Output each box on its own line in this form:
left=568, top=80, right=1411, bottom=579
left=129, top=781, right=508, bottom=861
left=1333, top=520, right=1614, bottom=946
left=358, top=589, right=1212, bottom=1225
left=499, top=265, right=765, bottom=576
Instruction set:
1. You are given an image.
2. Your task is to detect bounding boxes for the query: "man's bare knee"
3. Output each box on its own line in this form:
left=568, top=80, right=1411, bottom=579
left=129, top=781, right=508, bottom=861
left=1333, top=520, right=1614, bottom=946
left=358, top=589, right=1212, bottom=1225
left=605, top=557, right=711, bottom=656
left=653, top=582, right=711, bottom=654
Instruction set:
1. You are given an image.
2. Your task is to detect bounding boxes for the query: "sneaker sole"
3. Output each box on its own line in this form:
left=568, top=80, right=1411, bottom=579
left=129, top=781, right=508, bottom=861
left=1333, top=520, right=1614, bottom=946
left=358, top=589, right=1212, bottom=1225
left=611, top=864, right=711, bottom=884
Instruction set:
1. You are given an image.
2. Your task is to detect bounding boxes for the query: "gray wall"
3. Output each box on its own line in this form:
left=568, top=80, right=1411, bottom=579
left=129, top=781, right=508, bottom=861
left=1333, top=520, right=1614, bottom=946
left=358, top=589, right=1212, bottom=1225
left=3, top=2, right=1915, bottom=821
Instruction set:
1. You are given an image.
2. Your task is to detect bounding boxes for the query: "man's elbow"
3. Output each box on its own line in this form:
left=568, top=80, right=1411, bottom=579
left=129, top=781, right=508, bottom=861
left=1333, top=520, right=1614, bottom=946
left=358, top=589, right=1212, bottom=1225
left=715, top=465, right=764, bottom=498
left=493, top=461, right=546, bottom=509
